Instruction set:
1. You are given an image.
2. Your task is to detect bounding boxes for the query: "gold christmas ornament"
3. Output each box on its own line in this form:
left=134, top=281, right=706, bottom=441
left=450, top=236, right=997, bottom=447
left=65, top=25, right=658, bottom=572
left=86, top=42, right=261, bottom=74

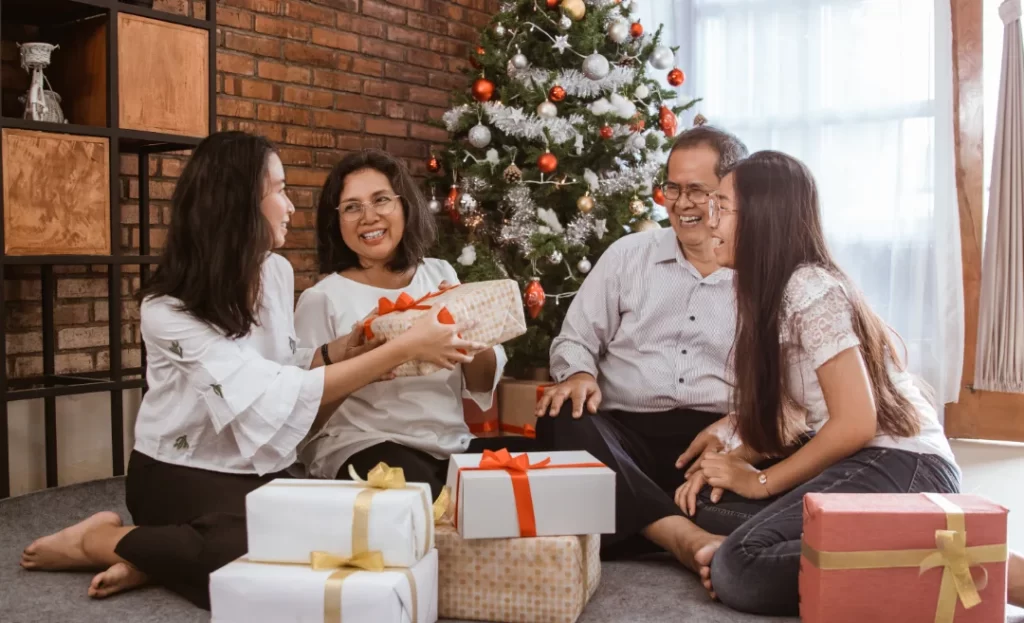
left=561, top=0, right=586, bottom=21
left=576, top=193, right=595, bottom=213
left=693, top=112, right=708, bottom=126
left=629, top=196, right=646, bottom=215
left=503, top=163, right=523, bottom=183
left=633, top=218, right=660, bottom=232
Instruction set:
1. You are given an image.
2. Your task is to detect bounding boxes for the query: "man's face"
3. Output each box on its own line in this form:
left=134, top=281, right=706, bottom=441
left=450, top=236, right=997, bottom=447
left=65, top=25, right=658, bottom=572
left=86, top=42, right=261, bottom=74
left=663, top=144, right=720, bottom=248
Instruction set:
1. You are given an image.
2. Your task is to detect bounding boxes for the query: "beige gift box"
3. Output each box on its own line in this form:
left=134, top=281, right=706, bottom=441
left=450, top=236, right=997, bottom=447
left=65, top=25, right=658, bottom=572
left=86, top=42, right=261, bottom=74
left=436, top=525, right=600, bottom=623
left=497, top=378, right=551, bottom=436
left=364, top=280, right=527, bottom=378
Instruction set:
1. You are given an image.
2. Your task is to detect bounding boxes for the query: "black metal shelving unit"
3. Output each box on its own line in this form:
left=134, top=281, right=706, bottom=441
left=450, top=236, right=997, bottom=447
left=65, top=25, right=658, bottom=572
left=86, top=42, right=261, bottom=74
left=0, top=0, right=216, bottom=499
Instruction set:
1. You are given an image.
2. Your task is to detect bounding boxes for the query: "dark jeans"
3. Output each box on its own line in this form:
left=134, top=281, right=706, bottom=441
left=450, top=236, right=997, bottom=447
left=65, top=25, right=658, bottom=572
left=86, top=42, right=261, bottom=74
left=114, top=451, right=292, bottom=609
left=338, top=436, right=539, bottom=499
left=696, top=446, right=961, bottom=616
left=534, top=403, right=724, bottom=558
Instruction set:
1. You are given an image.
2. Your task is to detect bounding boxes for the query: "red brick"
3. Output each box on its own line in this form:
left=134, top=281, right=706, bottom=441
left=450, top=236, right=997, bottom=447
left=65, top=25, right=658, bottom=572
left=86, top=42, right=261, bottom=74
left=447, top=56, right=472, bottom=74
left=385, top=100, right=429, bottom=122
left=277, top=146, right=315, bottom=166
left=337, top=16, right=386, bottom=39
left=363, top=0, right=406, bottom=23
left=254, top=15, right=310, bottom=40
left=224, top=32, right=281, bottom=57
left=360, top=38, right=405, bottom=62
left=433, top=1, right=463, bottom=21
left=57, top=278, right=107, bottom=298
left=150, top=180, right=177, bottom=200
left=465, top=8, right=492, bottom=28
left=282, top=228, right=316, bottom=250
left=386, top=61, right=429, bottom=85
left=283, top=85, right=334, bottom=108
left=335, top=134, right=385, bottom=152
left=407, top=11, right=448, bottom=35
left=57, top=326, right=109, bottom=350
left=283, top=0, right=336, bottom=26
left=406, top=49, right=444, bottom=70
left=428, top=38, right=467, bottom=57
left=408, top=85, right=449, bottom=108
left=257, top=60, right=312, bottom=84
left=428, top=71, right=465, bottom=91
left=363, top=79, right=409, bottom=100
left=257, top=103, right=311, bottom=125
left=283, top=41, right=344, bottom=69
left=162, top=156, right=189, bottom=177
left=289, top=208, right=317, bottom=227
left=351, top=57, right=383, bottom=76
left=55, top=353, right=96, bottom=375
left=286, top=188, right=316, bottom=208
left=387, top=25, right=429, bottom=48
left=236, top=121, right=286, bottom=143
left=284, top=167, right=331, bottom=187
left=312, top=69, right=362, bottom=92
left=12, top=357, right=43, bottom=377
left=410, top=122, right=448, bottom=142
left=311, top=27, right=360, bottom=51
left=218, top=95, right=257, bottom=119
left=385, top=137, right=429, bottom=158
left=447, top=20, right=478, bottom=42
left=217, top=6, right=254, bottom=29
left=365, top=118, right=408, bottom=137
left=309, top=0, right=358, bottom=10
left=284, top=127, right=337, bottom=148
left=313, top=109, right=363, bottom=131
left=282, top=251, right=320, bottom=272
left=335, top=93, right=382, bottom=115
left=220, top=0, right=282, bottom=13
left=389, top=0, right=427, bottom=10
left=217, top=51, right=256, bottom=75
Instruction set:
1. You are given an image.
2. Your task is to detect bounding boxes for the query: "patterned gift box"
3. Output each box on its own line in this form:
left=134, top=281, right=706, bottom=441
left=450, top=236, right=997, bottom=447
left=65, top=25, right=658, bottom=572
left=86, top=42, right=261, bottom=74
left=800, top=492, right=1008, bottom=623
left=436, top=525, right=600, bottom=623
left=364, top=280, right=527, bottom=378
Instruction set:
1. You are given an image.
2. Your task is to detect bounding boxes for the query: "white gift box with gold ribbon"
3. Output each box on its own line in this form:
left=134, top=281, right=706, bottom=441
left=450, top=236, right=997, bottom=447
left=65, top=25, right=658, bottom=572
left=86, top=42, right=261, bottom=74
left=210, top=549, right=439, bottom=623
left=246, top=465, right=434, bottom=568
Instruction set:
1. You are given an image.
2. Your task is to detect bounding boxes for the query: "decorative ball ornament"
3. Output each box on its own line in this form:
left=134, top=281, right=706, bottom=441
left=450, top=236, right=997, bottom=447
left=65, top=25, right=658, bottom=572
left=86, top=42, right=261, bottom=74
left=524, top=278, right=546, bottom=319
left=629, top=195, right=646, bottom=215
left=511, top=51, right=529, bottom=70
left=577, top=193, right=595, bottom=213
left=546, top=0, right=559, bottom=8
left=503, top=163, right=523, bottom=183
left=548, top=85, right=566, bottom=102
left=582, top=53, right=610, bottom=80
left=492, top=23, right=507, bottom=38
left=536, top=100, right=558, bottom=118
left=561, top=0, right=586, bottom=21
left=577, top=258, right=592, bottom=274
left=659, top=105, right=678, bottom=138
left=635, top=84, right=650, bottom=99
left=630, top=21, right=644, bottom=37
left=600, top=125, right=614, bottom=140
left=693, top=112, right=708, bottom=126
left=634, top=218, right=660, bottom=232
left=445, top=185, right=460, bottom=223
left=471, top=46, right=485, bottom=69
left=608, top=20, right=630, bottom=44
left=471, top=77, right=495, bottom=102
left=427, top=155, right=441, bottom=173
left=559, top=14, right=572, bottom=29
left=549, top=250, right=563, bottom=264
left=537, top=151, right=558, bottom=174
left=667, top=68, right=685, bottom=87
left=652, top=186, right=666, bottom=206
left=468, top=123, right=492, bottom=148
left=427, top=197, right=442, bottom=214
left=649, top=44, right=674, bottom=70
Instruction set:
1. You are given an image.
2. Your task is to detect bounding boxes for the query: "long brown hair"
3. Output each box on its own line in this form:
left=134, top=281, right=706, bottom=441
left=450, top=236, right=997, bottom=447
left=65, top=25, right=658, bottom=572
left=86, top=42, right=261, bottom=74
left=727, top=151, right=919, bottom=456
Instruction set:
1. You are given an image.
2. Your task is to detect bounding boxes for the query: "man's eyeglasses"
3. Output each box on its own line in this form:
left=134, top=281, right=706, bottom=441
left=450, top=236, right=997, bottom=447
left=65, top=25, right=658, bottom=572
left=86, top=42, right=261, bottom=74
left=661, top=183, right=715, bottom=206
left=337, top=195, right=401, bottom=223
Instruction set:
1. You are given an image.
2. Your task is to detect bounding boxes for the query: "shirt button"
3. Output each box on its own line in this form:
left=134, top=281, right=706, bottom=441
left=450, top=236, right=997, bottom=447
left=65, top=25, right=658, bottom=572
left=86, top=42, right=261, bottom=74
left=678, top=378, right=685, bottom=383
left=681, top=349, right=688, bottom=354
left=689, top=315, right=696, bottom=321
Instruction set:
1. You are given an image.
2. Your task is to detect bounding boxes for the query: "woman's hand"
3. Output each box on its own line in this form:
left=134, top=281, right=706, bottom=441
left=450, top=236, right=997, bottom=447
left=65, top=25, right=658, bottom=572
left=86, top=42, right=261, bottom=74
left=700, top=452, right=770, bottom=500
left=400, top=310, right=487, bottom=370
left=675, top=469, right=720, bottom=517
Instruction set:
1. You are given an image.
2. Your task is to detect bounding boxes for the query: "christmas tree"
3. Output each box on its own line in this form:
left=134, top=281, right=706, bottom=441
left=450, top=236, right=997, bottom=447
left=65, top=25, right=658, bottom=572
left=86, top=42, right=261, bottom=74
left=426, top=0, right=698, bottom=374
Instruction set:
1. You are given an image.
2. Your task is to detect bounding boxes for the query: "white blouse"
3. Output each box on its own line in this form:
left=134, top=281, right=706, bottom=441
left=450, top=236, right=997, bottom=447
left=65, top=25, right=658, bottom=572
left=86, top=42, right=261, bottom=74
left=780, top=265, right=958, bottom=470
left=294, top=258, right=506, bottom=480
left=133, top=253, right=325, bottom=476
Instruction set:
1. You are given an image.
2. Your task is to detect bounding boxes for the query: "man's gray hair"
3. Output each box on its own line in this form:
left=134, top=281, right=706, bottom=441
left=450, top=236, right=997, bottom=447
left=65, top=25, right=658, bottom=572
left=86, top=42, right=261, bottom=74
left=669, top=125, right=749, bottom=178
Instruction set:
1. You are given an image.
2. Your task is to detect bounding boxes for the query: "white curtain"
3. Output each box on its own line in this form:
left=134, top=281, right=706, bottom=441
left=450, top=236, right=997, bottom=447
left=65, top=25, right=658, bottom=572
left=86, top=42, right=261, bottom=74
left=639, top=0, right=965, bottom=410
left=975, top=0, right=1024, bottom=393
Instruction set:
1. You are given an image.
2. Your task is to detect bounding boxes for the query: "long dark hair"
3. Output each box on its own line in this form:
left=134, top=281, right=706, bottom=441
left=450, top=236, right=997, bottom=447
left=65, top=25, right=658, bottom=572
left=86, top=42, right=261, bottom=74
left=316, top=149, right=436, bottom=274
left=140, top=131, right=277, bottom=338
left=728, top=151, right=919, bottom=456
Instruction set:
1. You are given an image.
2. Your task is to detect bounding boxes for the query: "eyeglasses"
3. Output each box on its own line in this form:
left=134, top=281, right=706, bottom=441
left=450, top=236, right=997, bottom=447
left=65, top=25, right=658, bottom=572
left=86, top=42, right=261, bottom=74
left=706, top=195, right=734, bottom=227
left=661, top=183, right=716, bottom=206
left=337, top=195, right=401, bottom=222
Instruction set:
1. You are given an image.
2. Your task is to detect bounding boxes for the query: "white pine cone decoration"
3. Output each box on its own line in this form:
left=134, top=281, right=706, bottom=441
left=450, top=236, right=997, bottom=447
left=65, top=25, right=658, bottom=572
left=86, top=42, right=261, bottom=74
left=503, top=164, right=523, bottom=183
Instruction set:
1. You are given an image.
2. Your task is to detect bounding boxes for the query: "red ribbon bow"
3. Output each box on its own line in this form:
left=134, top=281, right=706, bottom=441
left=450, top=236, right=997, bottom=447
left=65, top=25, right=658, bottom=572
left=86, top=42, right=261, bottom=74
left=363, top=284, right=460, bottom=340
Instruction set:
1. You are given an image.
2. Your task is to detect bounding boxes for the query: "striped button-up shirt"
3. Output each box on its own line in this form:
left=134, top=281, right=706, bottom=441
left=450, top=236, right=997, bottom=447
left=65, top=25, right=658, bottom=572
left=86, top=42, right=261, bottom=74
left=550, top=227, right=736, bottom=414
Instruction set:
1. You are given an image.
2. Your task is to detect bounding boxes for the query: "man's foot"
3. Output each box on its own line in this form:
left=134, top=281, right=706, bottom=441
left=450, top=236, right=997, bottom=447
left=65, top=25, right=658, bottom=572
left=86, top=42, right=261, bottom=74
left=88, top=562, right=148, bottom=599
left=1009, top=551, right=1024, bottom=607
left=21, top=511, right=123, bottom=571
left=695, top=540, right=723, bottom=600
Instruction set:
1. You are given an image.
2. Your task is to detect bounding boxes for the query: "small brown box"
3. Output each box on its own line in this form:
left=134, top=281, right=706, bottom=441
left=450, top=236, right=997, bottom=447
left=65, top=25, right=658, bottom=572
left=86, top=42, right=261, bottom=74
left=118, top=13, right=209, bottom=137
left=2, top=129, right=111, bottom=255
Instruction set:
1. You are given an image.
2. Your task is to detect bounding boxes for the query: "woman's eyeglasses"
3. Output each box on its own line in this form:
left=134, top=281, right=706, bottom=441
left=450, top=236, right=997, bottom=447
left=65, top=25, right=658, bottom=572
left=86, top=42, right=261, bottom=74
left=337, top=195, right=401, bottom=222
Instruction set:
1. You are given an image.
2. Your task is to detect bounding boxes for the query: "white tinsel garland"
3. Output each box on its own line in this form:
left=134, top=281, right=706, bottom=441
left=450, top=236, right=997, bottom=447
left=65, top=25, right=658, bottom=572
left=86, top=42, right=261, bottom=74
left=595, top=159, right=663, bottom=198
left=565, top=213, right=596, bottom=247
left=443, top=105, right=472, bottom=132
left=499, top=185, right=539, bottom=254
left=482, top=102, right=585, bottom=149
left=556, top=67, right=636, bottom=99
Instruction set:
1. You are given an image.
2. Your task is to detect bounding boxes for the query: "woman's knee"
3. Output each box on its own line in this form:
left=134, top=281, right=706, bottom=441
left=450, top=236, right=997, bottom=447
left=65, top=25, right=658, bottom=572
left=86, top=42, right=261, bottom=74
left=710, top=537, right=797, bottom=615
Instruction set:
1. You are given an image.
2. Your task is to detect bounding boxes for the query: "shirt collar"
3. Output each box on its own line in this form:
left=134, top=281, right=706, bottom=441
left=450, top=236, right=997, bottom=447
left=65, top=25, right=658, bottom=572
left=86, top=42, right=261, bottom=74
left=651, top=227, right=733, bottom=284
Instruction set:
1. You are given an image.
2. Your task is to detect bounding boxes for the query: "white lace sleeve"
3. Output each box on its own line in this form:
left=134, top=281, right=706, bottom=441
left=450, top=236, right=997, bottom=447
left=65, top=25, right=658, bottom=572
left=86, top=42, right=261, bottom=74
left=782, top=267, right=862, bottom=370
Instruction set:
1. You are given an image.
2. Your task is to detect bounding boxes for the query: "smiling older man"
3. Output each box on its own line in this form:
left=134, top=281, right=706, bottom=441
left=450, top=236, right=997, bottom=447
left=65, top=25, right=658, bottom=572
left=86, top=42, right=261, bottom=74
left=535, top=125, right=748, bottom=570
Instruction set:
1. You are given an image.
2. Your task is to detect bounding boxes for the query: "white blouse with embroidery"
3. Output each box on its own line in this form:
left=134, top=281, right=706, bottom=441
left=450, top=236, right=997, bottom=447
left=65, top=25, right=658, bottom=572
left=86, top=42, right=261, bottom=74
left=294, top=258, right=506, bottom=480
left=133, top=253, right=325, bottom=476
left=780, top=265, right=958, bottom=469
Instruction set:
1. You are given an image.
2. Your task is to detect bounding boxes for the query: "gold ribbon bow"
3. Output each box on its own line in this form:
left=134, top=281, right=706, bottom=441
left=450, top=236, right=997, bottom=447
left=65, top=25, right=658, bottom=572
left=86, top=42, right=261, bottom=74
left=348, top=462, right=407, bottom=489
left=433, top=486, right=451, bottom=524
left=310, top=549, right=385, bottom=572
left=801, top=492, right=1007, bottom=623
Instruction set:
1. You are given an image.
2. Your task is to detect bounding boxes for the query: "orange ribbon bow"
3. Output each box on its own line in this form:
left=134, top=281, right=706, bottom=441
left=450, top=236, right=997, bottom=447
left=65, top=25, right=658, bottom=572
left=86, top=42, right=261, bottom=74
left=454, top=448, right=604, bottom=538
left=363, top=284, right=460, bottom=340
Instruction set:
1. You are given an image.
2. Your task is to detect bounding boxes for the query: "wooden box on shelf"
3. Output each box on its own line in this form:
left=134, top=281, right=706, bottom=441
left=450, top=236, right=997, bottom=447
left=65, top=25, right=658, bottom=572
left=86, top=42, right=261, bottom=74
left=117, top=12, right=208, bottom=138
left=1, top=127, right=111, bottom=255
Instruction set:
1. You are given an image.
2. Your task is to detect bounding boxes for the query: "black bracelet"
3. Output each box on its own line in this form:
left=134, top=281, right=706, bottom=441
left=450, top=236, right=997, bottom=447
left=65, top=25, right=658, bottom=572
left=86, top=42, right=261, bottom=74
left=320, top=343, right=333, bottom=365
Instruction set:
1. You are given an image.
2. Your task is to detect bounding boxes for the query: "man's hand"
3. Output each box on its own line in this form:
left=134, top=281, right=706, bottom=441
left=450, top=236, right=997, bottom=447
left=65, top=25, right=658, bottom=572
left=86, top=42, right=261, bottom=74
left=535, top=372, right=602, bottom=418
left=675, top=413, right=735, bottom=474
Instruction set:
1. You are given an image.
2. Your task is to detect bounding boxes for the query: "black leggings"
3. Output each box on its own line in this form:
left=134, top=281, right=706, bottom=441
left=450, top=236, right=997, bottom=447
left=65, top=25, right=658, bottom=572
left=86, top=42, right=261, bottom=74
left=113, top=451, right=291, bottom=609
left=338, top=436, right=539, bottom=499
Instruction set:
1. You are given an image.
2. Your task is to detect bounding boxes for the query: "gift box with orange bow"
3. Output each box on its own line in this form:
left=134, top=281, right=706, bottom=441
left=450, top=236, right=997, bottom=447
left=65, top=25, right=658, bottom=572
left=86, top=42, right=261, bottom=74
left=444, top=449, right=615, bottom=540
left=363, top=279, right=527, bottom=378
left=800, top=492, right=1008, bottom=623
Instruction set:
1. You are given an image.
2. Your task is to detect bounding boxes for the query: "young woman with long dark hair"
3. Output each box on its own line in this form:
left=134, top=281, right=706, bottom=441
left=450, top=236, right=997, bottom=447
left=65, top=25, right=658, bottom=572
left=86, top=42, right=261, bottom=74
left=19, top=132, right=485, bottom=608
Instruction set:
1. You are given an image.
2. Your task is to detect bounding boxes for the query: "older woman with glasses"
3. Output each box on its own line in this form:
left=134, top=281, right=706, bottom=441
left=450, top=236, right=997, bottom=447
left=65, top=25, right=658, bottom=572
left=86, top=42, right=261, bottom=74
left=294, top=149, right=534, bottom=497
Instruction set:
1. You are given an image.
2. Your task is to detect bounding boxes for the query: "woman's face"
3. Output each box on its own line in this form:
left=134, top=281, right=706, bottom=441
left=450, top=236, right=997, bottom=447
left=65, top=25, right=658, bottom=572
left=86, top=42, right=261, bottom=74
left=260, top=152, right=294, bottom=249
left=708, top=172, right=738, bottom=268
left=338, top=168, right=406, bottom=266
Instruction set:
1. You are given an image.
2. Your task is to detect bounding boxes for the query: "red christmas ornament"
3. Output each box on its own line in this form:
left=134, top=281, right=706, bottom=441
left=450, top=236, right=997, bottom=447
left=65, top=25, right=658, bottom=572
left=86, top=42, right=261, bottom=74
left=545, top=0, right=559, bottom=8
left=445, top=185, right=460, bottom=223
left=471, top=77, right=495, bottom=102
left=427, top=155, right=441, bottom=173
left=470, top=46, right=485, bottom=69
left=630, top=21, right=644, bottom=38
left=659, top=105, right=678, bottom=138
left=537, top=151, right=558, bottom=174
left=600, top=125, right=614, bottom=140
left=630, top=115, right=646, bottom=132
left=548, top=85, right=566, bottom=102
left=653, top=186, right=666, bottom=206
left=524, top=278, right=546, bottom=319
left=667, top=68, right=685, bottom=87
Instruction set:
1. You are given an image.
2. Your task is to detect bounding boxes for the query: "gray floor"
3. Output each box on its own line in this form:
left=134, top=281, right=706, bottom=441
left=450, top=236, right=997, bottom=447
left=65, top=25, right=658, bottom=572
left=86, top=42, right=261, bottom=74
left=1, top=478, right=1019, bottom=623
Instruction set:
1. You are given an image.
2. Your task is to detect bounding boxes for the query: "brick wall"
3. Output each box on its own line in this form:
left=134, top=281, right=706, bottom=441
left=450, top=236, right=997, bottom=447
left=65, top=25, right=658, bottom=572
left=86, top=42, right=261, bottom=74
left=3, top=0, right=493, bottom=379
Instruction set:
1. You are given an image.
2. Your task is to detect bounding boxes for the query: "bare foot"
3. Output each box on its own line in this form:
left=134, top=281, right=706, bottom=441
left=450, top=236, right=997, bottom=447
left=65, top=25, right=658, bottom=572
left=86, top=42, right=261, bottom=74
left=88, top=562, right=148, bottom=599
left=1009, top=551, right=1024, bottom=608
left=21, top=511, right=123, bottom=571
left=673, top=530, right=724, bottom=575
left=695, top=539, right=724, bottom=600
